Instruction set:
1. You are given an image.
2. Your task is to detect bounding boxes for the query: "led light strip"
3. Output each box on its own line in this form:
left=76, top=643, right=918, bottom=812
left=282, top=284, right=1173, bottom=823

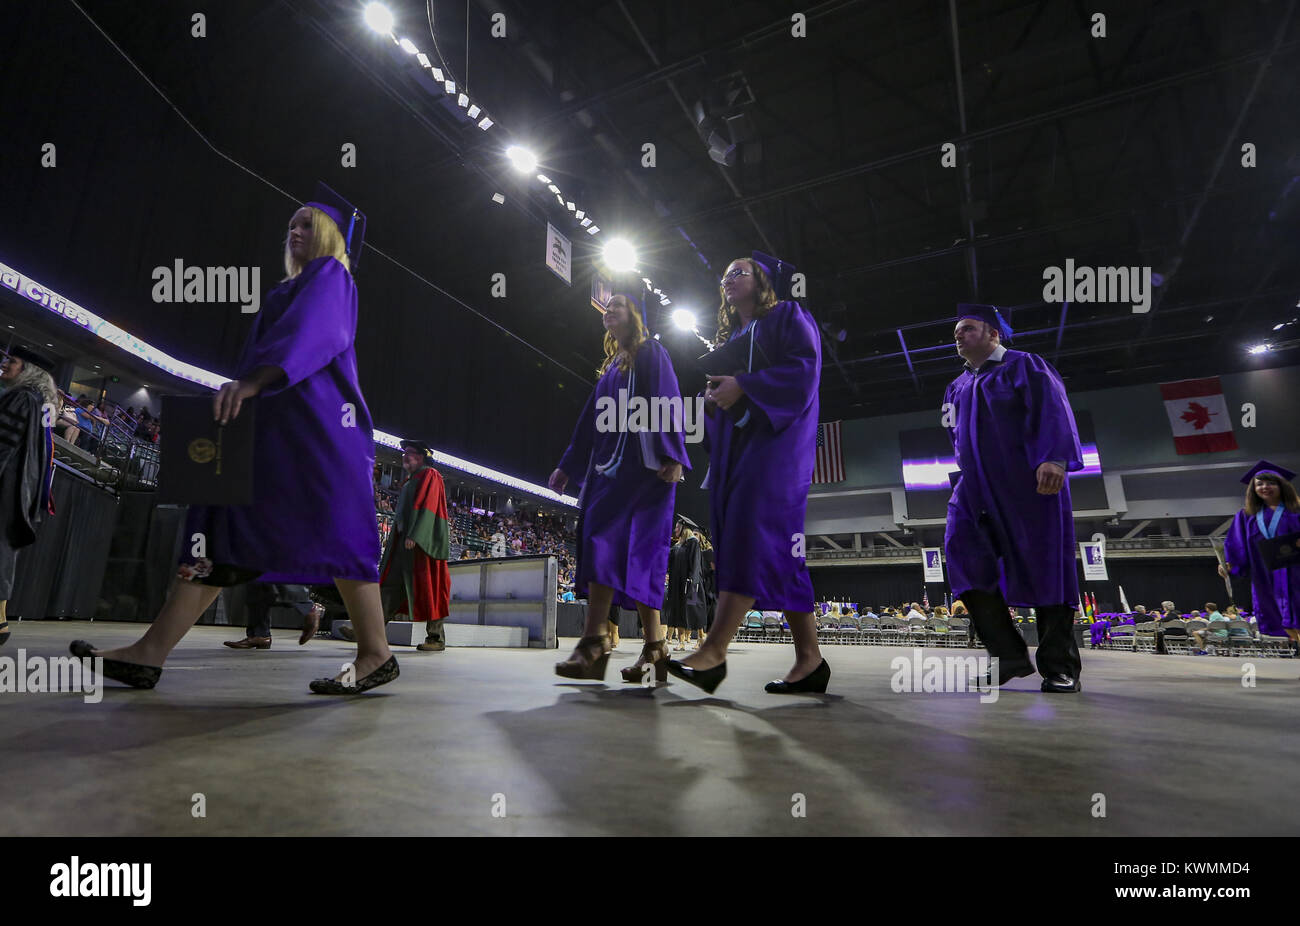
left=0, top=258, right=578, bottom=507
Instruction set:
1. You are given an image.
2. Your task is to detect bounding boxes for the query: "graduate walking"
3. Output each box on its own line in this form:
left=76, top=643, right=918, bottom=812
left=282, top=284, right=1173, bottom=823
left=1221, top=461, right=1300, bottom=647
left=549, top=290, right=690, bottom=684
left=668, top=253, right=828, bottom=695
left=942, top=304, right=1084, bottom=692
left=70, top=183, right=398, bottom=694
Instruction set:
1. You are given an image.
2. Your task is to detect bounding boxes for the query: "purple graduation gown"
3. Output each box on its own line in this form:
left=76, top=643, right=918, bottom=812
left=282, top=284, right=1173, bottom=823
left=557, top=339, right=690, bottom=612
left=942, top=348, right=1082, bottom=607
left=182, top=256, right=381, bottom=584
left=1224, top=506, right=1300, bottom=636
left=703, top=300, right=820, bottom=612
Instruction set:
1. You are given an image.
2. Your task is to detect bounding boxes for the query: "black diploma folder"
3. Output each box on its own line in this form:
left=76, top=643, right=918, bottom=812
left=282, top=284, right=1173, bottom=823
left=1256, top=530, right=1300, bottom=572
left=156, top=394, right=255, bottom=505
left=695, top=327, right=770, bottom=428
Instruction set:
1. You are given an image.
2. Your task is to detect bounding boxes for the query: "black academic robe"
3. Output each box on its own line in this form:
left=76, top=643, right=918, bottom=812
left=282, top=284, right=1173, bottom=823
left=664, top=536, right=709, bottom=630
left=0, top=385, right=54, bottom=547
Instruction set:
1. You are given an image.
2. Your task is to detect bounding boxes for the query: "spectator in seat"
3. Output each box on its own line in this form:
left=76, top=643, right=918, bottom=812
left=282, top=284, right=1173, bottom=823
left=1191, top=601, right=1228, bottom=655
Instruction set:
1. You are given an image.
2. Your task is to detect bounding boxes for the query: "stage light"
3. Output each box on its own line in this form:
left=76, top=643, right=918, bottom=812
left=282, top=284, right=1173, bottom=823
left=416, top=53, right=431, bottom=67
left=574, top=210, right=584, bottom=220
left=587, top=225, right=600, bottom=235
left=364, top=3, right=394, bottom=33
left=555, top=193, right=564, bottom=205
left=398, top=37, right=418, bottom=54
left=580, top=217, right=592, bottom=227
left=546, top=184, right=560, bottom=194
left=566, top=202, right=575, bottom=211
left=467, top=104, right=481, bottom=118
left=491, top=193, right=505, bottom=204
left=444, top=80, right=456, bottom=94
left=672, top=309, right=696, bottom=330
left=478, top=116, right=494, bottom=130
left=506, top=146, right=537, bottom=172
left=536, top=174, right=551, bottom=184
left=602, top=238, right=635, bottom=270
left=457, top=93, right=469, bottom=108
left=431, top=67, right=444, bottom=81
left=1248, top=343, right=1271, bottom=354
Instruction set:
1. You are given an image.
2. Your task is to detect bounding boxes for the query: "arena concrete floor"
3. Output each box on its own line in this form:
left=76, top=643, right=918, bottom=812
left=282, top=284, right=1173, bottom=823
left=2, top=621, right=1295, bottom=837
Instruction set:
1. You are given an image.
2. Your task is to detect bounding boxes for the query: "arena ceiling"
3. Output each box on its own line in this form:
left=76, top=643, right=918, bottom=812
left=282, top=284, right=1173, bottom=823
left=3, top=0, right=1298, bottom=483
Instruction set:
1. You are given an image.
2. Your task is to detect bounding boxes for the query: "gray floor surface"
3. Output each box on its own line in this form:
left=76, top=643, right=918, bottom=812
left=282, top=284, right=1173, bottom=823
left=1, top=622, right=1295, bottom=836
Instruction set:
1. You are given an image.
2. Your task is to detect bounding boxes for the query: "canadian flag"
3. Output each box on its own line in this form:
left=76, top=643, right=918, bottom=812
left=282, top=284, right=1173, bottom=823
left=1159, top=377, right=1239, bottom=454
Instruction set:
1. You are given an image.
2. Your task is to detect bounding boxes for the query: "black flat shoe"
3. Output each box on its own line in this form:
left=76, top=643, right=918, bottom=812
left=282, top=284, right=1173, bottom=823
left=765, top=658, right=831, bottom=694
left=983, top=657, right=1036, bottom=688
left=1040, top=673, right=1081, bottom=693
left=309, top=655, right=400, bottom=694
left=0, top=622, right=9, bottom=647
left=666, top=658, right=726, bottom=694
left=69, top=640, right=162, bottom=689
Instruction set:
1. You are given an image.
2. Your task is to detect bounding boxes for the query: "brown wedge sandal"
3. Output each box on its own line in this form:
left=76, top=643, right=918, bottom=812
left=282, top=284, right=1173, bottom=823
left=620, top=638, right=670, bottom=685
left=555, top=634, right=611, bottom=680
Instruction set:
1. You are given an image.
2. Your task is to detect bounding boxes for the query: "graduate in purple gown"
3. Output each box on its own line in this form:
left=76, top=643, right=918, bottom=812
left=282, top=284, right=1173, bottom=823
left=942, top=304, right=1085, bottom=692
left=1221, top=461, right=1300, bottom=645
left=548, top=288, right=690, bottom=684
left=70, top=183, right=398, bottom=694
left=668, top=253, right=829, bottom=696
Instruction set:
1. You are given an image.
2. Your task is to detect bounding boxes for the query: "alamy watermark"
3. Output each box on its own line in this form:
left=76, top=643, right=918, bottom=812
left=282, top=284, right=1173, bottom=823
left=594, top=388, right=705, bottom=444
left=890, top=648, right=1001, bottom=703
left=152, top=260, right=261, bottom=313
left=1042, top=259, right=1153, bottom=313
left=0, top=650, right=102, bottom=703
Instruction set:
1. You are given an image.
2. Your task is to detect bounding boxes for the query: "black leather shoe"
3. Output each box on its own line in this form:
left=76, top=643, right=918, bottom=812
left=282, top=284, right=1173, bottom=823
left=309, top=655, right=400, bottom=694
left=1040, top=673, right=1081, bottom=693
left=69, top=640, right=162, bottom=690
left=667, top=658, right=726, bottom=694
left=765, top=658, right=831, bottom=694
left=983, top=657, right=1036, bottom=688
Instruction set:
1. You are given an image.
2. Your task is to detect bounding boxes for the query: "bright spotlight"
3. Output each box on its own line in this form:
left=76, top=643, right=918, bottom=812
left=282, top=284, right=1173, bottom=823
left=1247, top=343, right=1271, bottom=355
left=603, top=238, right=636, bottom=270
left=506, top=146, right=537, bottom=172
left=398, top=37, right=418, bottom=54
left=363, top=3, right=394, bottom=33
left=672, top=309, right=696, bottom=330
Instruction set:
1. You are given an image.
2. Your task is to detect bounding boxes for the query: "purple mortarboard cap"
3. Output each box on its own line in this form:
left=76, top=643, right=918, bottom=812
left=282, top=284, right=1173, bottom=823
left=1241, top=459, right=1296, bottom=484
left=751, top=250, right=797, bottom=300
left=612, top=277, right=657, bottom=333
left=956, top=303, right=1014, bottom=339
left=4, top=344, right=56, bottom=373
left=304, top=181, right=367, bottom=271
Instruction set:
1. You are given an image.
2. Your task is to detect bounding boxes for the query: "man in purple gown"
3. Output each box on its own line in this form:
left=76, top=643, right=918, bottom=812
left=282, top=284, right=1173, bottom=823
left=942, top=304, right=1085, bottom=692
left=1222, top=461, right=1300, bottom=645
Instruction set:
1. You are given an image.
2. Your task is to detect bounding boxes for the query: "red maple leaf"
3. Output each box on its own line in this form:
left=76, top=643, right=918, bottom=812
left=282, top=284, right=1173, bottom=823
left=1180, top=401, right=1216, bottom=430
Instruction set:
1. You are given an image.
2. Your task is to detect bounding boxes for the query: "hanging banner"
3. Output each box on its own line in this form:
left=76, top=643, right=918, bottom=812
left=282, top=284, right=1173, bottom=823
left=922, top=547, right=944, bottom=583
left=1080, top=541, right=1109, bottom=581
left=546, top=222, right=571, bottom=285
left=590, top=269, right=612, bottom=313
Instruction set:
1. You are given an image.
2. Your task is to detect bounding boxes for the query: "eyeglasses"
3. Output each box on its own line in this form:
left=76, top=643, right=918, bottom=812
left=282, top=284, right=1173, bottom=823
left=720, top=268, right=752, bottom=285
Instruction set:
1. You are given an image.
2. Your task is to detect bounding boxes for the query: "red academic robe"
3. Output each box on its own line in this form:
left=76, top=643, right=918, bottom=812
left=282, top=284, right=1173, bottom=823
left=379, top=466, right=451, bottom=621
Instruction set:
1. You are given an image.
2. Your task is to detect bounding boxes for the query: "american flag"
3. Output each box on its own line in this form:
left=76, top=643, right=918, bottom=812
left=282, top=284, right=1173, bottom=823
left=922, top=587, right=929, bottom=608
left=813, top=421, right=845, bottom=483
